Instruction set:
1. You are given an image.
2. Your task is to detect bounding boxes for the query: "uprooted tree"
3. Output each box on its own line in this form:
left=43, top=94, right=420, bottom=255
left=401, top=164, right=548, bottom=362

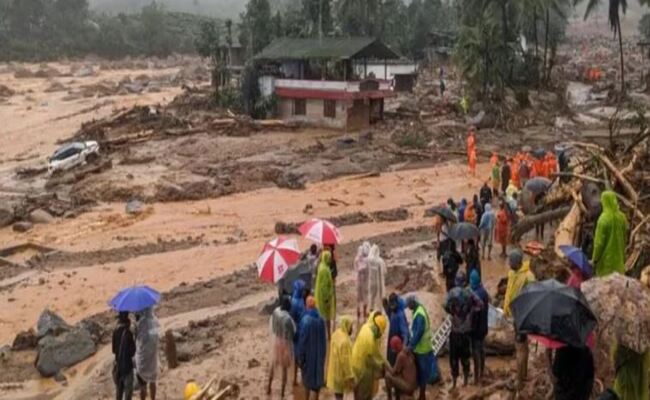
left=511, top=129, right=650, bottom=279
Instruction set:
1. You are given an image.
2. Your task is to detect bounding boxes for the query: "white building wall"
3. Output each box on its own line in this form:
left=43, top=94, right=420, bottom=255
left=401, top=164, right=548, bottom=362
left=353, top=62, right=418, bottom=79
left=258, top=75, right=275, bottom=98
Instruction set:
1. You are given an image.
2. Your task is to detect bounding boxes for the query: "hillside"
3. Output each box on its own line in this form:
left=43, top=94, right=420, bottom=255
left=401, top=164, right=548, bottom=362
left=89, top=0, right=292, bottom=18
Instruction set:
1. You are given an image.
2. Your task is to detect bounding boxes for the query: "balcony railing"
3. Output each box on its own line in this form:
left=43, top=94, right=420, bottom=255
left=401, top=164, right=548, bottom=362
left=274, top=79, right=391, bottom=92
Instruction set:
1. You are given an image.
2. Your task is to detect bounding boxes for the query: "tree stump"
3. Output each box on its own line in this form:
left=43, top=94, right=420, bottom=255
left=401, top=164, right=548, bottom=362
left=165, top=329, right=178, bottom=369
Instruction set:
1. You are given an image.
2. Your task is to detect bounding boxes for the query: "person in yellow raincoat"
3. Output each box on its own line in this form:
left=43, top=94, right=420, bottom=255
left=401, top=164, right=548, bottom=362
left=503, top=250, right=536, bottom=392
left=314, top=250, right=335, bottom=337
left=352, top=312, right=389, bottom=400
left=592, top=191, right=628, bottom=277
left=613, top=344, right=650, bottom=400
left=327, top=316, right=355, bottom=399
left=505, top=179, right=519, bottom=202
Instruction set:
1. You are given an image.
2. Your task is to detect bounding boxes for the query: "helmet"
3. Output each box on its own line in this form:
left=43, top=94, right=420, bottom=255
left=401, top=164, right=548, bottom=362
left=184, top=380, right=200, bottom=400
left=374, top=314, right=387, bottom=336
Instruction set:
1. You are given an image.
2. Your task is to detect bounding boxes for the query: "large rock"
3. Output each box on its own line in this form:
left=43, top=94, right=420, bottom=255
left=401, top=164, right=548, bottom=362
left=12, top=328, right=38, bottom=351
left=76, top=318, right=106, bottom=345
left=35, top=328, right=96, bottom=377
left=12, top=221, right=33, bottom=232
left=0, top=206, right=13, bottom=228
left=36, top=309, right=71, bottom=338
left=29, top=209, right=54, bottom=224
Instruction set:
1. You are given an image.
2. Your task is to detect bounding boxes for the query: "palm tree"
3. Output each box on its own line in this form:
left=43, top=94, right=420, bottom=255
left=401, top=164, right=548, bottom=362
left=576, top=0, right=627, bottom=94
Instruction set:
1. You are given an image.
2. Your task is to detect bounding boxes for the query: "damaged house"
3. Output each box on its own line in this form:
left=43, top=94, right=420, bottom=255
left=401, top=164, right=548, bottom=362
left=255, top=37, right=401, bottom=131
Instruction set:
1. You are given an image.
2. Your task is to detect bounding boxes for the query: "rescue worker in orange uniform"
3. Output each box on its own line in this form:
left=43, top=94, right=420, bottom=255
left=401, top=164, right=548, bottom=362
left=469, top=147, right=477, bottom=177
left=532, top=156, right=546, bottom=178
left=545, top=152, right=558, bottom=178
left=467, top=127, right=477, bottom=177
left=510, top=158, right=520, bottom=188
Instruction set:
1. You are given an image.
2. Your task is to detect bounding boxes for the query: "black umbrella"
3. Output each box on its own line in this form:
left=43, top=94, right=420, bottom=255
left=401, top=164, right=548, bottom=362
left=532, top=148, right=547, bottom=159
left=524, top=177, right=552, bottom=195
left=425, top=206, right=458, bottom=223
left=448, top=222, right=480, bottom=241
left=276, top=257, right=313, bottom=297
left=511, top=279, right=597, bottom=347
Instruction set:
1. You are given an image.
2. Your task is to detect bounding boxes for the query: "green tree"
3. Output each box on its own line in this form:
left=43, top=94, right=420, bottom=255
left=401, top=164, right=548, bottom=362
left=239, top=0, right=273, bottom=57
left=639, top=13, right=650, bottom=39
left=140, top=1, right=172, bottom=56
left=303, top=0, right=333, bottom=37
left=195, top=19, right=226, bottom=91
left=455, top=3, right=504, bottom=96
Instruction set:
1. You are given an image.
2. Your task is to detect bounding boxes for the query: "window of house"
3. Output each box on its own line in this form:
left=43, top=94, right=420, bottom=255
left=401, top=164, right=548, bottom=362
left=324, top=99, right=336, bottom=118
left=293, top=99, right=306, bottom=116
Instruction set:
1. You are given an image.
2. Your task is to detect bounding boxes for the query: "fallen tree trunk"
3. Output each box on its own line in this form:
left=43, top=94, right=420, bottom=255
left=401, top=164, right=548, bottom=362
left=511, top=206, right=571, bottom=243
left=460, top=378, right=513, bottom=400
left=554, top=202, right=582, bottom=259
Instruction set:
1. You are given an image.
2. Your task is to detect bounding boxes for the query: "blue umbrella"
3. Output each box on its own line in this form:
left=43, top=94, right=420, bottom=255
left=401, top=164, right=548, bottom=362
left=109, top=285, right=160, bottom=312
left=559, top=245, right=592, bottom=277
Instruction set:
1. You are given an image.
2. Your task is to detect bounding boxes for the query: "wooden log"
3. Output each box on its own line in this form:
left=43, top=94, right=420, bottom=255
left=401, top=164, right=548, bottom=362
left=190, top=376, right=217, bottom=400
left=209, top=385, right=233, bottom=400
left=460, top=378, right=513, bottom=400
left=553, top=172, right=607, bottom=186
left=510, top=206, right=572, bottom=243
left=165, top=329, right=178, bottom=370
left=593, top=152, right=639, bottom=203
left=554, top=202, right=582, bottom=259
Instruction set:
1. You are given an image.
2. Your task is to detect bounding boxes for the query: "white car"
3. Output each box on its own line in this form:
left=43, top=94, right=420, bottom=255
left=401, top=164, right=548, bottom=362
left=48, top=141, right=100, bottom=175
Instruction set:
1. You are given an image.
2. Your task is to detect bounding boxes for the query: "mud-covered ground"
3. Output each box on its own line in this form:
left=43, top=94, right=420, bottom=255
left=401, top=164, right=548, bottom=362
left=0, top=20, right=644, bottom=399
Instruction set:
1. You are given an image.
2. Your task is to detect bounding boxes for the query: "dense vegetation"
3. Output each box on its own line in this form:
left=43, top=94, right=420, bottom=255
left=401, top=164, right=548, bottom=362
left=237, top=0, right=457, bottom=61
left=0, top=0, right=215, bottom=61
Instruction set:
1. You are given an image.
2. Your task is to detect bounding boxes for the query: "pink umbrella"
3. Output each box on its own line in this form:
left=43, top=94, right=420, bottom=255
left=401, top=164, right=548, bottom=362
left=299, top=218, right=342, bottom=245
left=256, top=237, right=301, bottom=283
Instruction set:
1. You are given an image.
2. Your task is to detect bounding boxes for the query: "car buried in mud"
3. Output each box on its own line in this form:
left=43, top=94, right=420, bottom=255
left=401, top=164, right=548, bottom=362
left=47, top=141, right=100, bottom=175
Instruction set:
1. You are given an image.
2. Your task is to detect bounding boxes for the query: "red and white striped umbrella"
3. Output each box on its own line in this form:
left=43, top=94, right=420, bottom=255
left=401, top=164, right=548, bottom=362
left=299, top=218, right=342, bottom=245
left=256, top=236, right=301, bottom=283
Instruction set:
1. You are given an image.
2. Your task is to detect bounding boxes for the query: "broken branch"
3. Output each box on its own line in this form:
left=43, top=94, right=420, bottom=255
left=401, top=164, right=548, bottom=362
left=511, top=206, right=572, bottom=243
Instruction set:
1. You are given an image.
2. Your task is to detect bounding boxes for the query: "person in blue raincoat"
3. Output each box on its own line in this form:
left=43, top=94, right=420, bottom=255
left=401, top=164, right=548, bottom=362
left=290, top=279, right=307, bottom=385
left=458, top=199, right=467, bottom=223
left=297, top=296, right=327, bottom=399
left=290, top=279, right=306, bottom=325
left=384, top=293, right=410, bottom=367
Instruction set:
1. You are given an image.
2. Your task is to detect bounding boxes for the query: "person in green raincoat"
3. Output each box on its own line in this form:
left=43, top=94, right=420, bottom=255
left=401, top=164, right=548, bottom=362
left=613, top=344, right=650, bottom=400
left=351, top=312, right=389, bottom=400
left=314, top=250, right=335, bottom=337
left=592, top=191, right=628, bottom=277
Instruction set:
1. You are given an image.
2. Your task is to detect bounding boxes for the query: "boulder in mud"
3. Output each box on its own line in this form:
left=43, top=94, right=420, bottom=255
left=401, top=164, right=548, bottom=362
left=371, top=207, right=409, bottom=222
left=0, top=206, right=13, bottom=228
left=73, top=66, right=95, bottom=78
left=274, top=171, right=306, bottom=190
left=12, top=221, right=33, bottom=233
left=13, top=67, right=34, bottom=79
left=76, top=318, right=106, bottom=345
left=0, top=84, right=15, bottom=97
left=29, top=209, right=54, bottom=224
left=125, top=199, right=145, bottom=215
left=12, top=328, right=38, bottom=351
left=274, top=221, right=299, bottom=235
left=35, top=327, right=96, bottom=377
left=36, top=309, right=71, bottom=338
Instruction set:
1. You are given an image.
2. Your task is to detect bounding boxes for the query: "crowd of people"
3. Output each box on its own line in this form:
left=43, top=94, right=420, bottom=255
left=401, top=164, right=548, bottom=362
left=113, top=308, right=160, bottom=400
left=109, top=127, right=648, bottom=400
